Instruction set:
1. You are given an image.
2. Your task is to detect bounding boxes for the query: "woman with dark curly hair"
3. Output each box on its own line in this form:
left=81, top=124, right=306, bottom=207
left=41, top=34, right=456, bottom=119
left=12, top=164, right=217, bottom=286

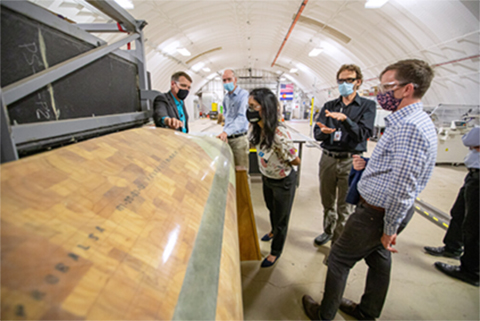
left=247, top=88, right=300, bottom=268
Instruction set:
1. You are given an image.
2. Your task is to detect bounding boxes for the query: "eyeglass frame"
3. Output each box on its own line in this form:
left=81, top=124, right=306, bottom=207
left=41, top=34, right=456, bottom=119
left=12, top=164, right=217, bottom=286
left=175, top=81, right=191, bottom=90
left=378, top=81, right=418, bottom=94
left=248, top=103, right=261, bottom=111
left=337, top=78, right=358, bottom=85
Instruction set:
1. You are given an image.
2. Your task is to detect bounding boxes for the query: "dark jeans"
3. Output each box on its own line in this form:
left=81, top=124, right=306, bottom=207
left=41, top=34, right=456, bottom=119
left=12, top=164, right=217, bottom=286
left=262, top=170, right=297, bottom=257
left=320, top=202, right=414, bottom=320
left=458, top=171, right=479, bottom=277
left=443, top=176, right=467, bottom=254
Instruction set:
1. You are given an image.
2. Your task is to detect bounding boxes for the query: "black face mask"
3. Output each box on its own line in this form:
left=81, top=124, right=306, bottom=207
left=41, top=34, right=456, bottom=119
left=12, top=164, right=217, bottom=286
left=177, top=89, right=189, bottom=100
left=247, top=109, right=261, bottom=123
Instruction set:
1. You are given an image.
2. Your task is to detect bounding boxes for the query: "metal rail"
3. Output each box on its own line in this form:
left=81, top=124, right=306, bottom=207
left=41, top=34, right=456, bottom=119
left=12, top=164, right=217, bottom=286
left=414, top=197, right=450, bottom=230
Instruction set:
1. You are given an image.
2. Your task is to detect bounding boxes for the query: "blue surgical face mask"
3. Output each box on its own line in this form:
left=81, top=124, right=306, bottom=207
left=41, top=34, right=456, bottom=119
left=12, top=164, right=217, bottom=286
left=338, top=82, right=355, bottom=97
left=223, top=82, right=235, bottom=92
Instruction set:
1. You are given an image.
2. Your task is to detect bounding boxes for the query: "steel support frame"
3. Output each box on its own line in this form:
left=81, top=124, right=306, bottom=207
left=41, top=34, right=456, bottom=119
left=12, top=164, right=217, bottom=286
left=85, top=0, right=139, bottom=33
left=77, top=23, right=128, bottom=33
left=1, top=1, right=106, bottom=47
left=1, top=0, right=152, bottom=162
left=12, top=112, right=149, bottom=145
left=0, top=91, right=19, bottom=163
left=3, top=33, right=139, bottom=106
left=135, top=31, right=152, bottom=112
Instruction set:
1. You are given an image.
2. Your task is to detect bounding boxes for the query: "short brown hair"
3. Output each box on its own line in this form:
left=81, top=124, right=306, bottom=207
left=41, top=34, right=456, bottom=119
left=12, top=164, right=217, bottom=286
left=171, top=71, right=192, bottom=83
left=336, top=64, right=363, bottom=82
left=380, top=59, right=434, bottom=98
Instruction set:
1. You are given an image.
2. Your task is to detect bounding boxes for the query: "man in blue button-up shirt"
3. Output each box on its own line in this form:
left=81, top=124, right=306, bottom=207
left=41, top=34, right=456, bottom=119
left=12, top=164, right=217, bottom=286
left=217, top=69, right=249, bottom=169
left=302, top=60, right=438, bottom=320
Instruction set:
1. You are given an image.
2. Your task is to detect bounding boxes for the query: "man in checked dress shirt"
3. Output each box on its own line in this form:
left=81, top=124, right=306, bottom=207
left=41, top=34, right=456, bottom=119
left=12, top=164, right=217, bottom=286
left=302, top=59, right=438, bottom=320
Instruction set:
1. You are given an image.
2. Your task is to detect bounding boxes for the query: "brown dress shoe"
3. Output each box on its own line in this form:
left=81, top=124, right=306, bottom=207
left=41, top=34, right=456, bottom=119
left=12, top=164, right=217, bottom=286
left=302, top=295, right=322, bottom=320
left=339, top=298, right=376, bottom=320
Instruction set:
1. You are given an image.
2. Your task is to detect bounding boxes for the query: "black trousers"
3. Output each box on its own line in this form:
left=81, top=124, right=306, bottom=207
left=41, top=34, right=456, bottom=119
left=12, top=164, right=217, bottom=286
left=444, top=171, right=479, bottom=276
left=262, top=170, right=297, bottom=257
left=320, top=202, right=414, bottom=320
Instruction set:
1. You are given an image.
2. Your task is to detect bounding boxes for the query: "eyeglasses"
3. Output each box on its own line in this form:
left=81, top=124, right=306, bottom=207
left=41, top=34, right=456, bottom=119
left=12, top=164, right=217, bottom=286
left=337, top=78, right=357, bottom=85
left=248, top=104, right=261, bottom=111
left=378, top=81, right=418, bottom=94
left=176, top=82, right=191, bottom=90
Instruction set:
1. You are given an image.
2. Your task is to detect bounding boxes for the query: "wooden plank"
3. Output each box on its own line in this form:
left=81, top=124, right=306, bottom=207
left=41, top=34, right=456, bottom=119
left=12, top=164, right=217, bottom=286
left=235, top=169, right=262, bottom=261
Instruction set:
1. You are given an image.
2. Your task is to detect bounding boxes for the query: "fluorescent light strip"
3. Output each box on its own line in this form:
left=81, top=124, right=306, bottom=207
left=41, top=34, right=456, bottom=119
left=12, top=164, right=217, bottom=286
left=177, top=48, right=191, bottom=56
left=308, top=48, right=323, bottom=57
left=192, top=62, right=205, bottom=72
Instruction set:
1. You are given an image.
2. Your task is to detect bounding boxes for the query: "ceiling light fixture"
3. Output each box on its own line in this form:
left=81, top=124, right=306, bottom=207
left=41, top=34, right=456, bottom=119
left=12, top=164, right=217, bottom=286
left=308, top=48, right=323, bottom=57
left=191, top=62, right=205, bottom=72
left=162, top=41, right=180, bottom=55
left=202, top=67, right=211, bottom=72
left=176, top=48, right=191, bottom=56
left=113, top=0, right=134, bottom=9
left=365, top=0, right=389, bottom=9
left=290, top=68, right=298, bottom=73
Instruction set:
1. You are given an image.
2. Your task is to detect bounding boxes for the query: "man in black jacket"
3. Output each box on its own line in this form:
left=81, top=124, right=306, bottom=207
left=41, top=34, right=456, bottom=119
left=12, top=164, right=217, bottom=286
left=153, top=71, right=192, bottom=133
left=313, top=64, right=376, bottom=247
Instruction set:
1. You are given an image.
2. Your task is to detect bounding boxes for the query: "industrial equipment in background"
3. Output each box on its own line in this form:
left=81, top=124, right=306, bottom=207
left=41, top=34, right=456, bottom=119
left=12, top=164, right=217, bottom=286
left=430, top=104, right=480, bottom=164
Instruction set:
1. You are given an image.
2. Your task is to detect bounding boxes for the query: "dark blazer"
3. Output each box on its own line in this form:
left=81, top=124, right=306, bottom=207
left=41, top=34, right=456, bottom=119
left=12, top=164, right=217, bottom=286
left=153, top=90, right=189, bottom=133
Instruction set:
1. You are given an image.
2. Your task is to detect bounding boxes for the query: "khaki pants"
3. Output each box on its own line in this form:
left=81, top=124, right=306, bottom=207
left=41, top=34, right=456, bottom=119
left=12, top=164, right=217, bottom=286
left=228, top=135, right=249, bottom=170
left=319, top=152, right=354, bottom=243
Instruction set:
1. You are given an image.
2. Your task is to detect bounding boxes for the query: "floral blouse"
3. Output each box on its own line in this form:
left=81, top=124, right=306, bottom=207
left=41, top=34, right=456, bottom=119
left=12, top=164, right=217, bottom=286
left=255, top=123, right=297, bottom=179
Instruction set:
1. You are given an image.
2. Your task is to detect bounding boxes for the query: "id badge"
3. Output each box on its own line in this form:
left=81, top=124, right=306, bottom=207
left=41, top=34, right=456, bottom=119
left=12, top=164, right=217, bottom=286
left=333, top=130, right=342, bottom=142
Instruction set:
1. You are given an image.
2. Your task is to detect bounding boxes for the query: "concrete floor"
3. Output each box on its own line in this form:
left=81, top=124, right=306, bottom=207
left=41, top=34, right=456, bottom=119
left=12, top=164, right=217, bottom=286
left=190, top=118, right=479, bottom=320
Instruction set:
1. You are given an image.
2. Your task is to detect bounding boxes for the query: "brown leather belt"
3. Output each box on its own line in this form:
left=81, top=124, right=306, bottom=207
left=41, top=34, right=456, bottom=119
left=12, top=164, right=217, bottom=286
left=359, top=196, right=385, bottom=213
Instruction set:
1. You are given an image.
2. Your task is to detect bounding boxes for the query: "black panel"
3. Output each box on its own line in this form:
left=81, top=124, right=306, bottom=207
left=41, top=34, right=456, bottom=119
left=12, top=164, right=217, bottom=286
left=1, top=6, right=140, bottom=125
